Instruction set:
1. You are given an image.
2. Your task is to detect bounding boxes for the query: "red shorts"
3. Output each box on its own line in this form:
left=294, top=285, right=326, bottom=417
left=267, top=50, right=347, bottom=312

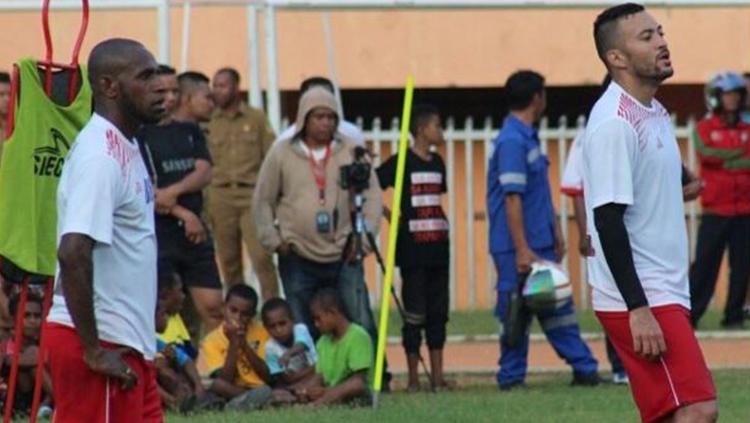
left=596, top=305, right=716, bottom=423
left=46, top=323, right=163, bottom=423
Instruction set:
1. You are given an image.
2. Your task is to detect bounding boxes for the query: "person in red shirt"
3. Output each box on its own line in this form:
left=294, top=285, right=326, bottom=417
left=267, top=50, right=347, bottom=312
left=690, top=71, right=750, bottom=328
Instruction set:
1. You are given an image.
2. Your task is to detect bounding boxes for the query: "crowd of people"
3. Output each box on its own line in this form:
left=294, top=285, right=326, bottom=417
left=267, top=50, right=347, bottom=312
left=0, top=2, right=747, bottom=422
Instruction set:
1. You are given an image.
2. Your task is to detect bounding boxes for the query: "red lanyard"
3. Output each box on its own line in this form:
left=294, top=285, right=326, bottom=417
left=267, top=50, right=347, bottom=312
left=307, top=144, right=333, bottom=206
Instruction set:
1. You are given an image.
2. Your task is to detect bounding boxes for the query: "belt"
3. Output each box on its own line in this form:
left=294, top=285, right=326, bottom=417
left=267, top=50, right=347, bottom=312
left=214, top=182, right=254, bottom=189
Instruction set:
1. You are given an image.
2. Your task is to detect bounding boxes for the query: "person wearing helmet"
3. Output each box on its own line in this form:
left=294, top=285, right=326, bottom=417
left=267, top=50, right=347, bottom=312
left=690, top=71, right=750, bottom=328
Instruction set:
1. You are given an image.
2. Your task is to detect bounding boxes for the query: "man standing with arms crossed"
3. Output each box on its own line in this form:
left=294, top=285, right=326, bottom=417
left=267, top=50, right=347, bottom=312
left=584, top=4, right=717, bottom=422
left=45, top=39, right=166, bottom=422
left=206, top=67, right=278, bottom=301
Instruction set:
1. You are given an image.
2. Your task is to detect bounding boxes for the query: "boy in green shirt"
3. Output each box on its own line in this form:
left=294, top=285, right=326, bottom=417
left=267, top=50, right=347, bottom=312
left=293, top=288, right=372, bottom=406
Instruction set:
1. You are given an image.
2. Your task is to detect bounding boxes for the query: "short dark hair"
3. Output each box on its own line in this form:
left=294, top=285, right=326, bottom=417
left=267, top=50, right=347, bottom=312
left=300, top=76, right=334, bottom=95
left=216, top=67, right=240, bottom=85
left=310, top=288, right=345, bottom=314
left=0, top=72, right=10, bottom=84
left=504, top=70, right=545, bottom=111
left=156, top=64, right=176, bottom=76
left=225, top=284, right=258, bottom=309
left=261, top=297, right=294, bottom=324
left=8, top=292, right=43, bottom=319
left=178, top=71, right=210, bottom=94
left=743, top=72, right=750, bottom=80
left=410, top=103, right=440, bottom=138
left=593, top=3, right=646, bottom=63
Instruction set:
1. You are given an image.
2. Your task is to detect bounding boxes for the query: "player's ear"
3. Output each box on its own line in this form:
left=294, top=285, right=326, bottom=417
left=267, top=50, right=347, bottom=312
left=606, top=48, right=628, bottom=71
left=99, top=75, right=120, bottom=100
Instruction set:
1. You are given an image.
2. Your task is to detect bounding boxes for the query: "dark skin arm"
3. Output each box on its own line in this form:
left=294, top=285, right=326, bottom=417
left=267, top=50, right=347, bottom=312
left=238, top=340, right=271, bottom=384
left=183, top=360, right=206, bottom=396
left=58, top=233, right=137, bottom=389
left=505, top=194, right=540, bottom=273
left=572, top=195, right=594, bottom=256
left=155, top=159, right=212, bottom=214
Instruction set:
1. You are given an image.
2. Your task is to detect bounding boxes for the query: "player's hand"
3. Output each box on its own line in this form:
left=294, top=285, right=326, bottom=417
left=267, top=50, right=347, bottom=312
left=276, top=242, right=292, bottom=257
left=515, top=247, right=540, bottom=274
left=629, top=306, right=666, bottom=361
left=279, top=351, right=292, bottom=367
left=578, top=235, right=595, bottom=257
left=155, top=187, right=179, bottom=214
left=182, top=212, right=207, bottom=244
left=682, top=179, right=703, bottom=202
left=84, top=347, right=139, bottom=390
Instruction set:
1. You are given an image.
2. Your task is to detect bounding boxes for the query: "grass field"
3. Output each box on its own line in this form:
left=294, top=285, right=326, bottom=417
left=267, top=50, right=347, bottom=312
left=166, top=370, right=749, bottom=423
left=382, top=308, right=729, bottom=338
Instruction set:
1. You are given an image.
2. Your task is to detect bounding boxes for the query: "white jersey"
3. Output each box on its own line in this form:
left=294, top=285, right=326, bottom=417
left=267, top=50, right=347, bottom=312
left=561, top=131, right=585, bottom=196
left=48, top=113, right=158, bottom=359
left=275, top=120, right=366, bottom=146
left=581, top=82, right=690, bottom=312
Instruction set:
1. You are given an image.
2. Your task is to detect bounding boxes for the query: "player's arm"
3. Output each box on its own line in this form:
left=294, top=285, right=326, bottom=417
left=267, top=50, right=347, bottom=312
left=58, top=233, right=138, bottom=388
left=497, top=137, right=539, bottom=272
left=586, top=119, right=665, bottom=361
left=238, top=341, right=271, bottom=384
left=681, top=165, right=703, bottom=202
left=170, top=205, right=207, bottom=244
left=155, top=159, right=211, bottom=214
left=693, top=125, right=744, bottom=166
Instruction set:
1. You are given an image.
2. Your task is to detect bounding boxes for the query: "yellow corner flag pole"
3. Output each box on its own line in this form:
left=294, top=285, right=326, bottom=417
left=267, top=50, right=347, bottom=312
left=373, top=76, right=414, bottom=408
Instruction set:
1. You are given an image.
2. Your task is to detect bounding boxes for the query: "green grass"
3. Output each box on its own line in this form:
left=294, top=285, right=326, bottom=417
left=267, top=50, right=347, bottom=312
left=381, top=309, right=729, bottom=338
left=166, top=370, right=749, bottom=423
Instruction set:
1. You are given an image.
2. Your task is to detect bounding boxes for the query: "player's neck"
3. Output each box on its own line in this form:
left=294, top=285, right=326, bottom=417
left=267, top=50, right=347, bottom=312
left=173, top=108, right=197, bottom=124
left=412, top=142, right=432, bottom=161
left=94, top=102, right=140, bottom=141
left=510, top=110, right=536, bottom=127
left=303, top=137, right=331, bottom=150
left=331, top=319, right=350, bottom=340
left=615, top=75, right=658, bottom=108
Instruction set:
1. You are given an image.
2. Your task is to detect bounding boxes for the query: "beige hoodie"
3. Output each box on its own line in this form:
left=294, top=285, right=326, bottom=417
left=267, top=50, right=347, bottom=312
left=252, top=87, right=383, bottom=263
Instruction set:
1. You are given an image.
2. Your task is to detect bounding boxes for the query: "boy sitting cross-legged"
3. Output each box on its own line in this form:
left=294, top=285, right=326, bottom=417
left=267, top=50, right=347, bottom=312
left=260, top=298, right=318, bottom=404
left=199, top=285, right=272, bottom=411
left=293, top=288, right=373, bottom=407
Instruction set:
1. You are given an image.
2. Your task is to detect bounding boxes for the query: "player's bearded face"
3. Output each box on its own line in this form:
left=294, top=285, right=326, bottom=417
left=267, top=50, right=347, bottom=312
left=120, top=52, right=167, bottom=125
left=622, top=12, right=674, bottom=82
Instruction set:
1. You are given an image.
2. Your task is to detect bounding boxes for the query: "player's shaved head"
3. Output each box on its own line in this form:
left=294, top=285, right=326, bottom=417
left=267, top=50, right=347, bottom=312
left=88, top=38, right=153, bottom=95
left=86, top=38, right=165, bottom=131
left=178, top=71, right=210, bottom=95
left=593, top=3, right=646, bottom=65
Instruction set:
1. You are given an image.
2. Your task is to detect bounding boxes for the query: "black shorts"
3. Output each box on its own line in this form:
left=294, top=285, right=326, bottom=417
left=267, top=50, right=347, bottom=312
left=157, top=226, right=221, bottom=289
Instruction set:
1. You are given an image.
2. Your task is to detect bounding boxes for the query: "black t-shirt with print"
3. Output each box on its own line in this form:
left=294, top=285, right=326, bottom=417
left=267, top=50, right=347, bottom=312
left=138, top=121, right=212, bottom=229
left=376, top=149, right=450, bottom=268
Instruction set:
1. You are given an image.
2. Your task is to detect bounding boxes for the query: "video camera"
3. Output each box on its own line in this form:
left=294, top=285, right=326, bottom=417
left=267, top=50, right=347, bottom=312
left=339, top=146, right=371, bottom=192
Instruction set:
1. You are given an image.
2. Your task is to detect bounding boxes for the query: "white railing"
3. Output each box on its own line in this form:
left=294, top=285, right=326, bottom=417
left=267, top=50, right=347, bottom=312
left=345, top=115, right=698, bottom=310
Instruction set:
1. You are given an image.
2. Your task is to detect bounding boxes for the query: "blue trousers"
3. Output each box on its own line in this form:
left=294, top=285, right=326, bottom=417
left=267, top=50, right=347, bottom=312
left=493, top=247, right=598, bottom=386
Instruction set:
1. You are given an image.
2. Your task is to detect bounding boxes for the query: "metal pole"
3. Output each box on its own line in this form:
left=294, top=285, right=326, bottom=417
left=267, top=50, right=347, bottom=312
left=247, top=4, right=263, bottom=108
left=157, top=0, right=171, bottom=64
left=264, top=4, right=281, bottom=132
left=179, top=1, right=192, bottom=71
left=321, top=11, right=345, bottom=117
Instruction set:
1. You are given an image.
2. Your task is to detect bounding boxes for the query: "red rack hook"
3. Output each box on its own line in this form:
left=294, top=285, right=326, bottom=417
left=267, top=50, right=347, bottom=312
left=39, top=0, right=90, bottom=101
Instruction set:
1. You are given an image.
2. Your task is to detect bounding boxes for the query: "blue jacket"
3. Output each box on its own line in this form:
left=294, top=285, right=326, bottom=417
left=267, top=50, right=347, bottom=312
left=487, top=115, right=555, bottom=254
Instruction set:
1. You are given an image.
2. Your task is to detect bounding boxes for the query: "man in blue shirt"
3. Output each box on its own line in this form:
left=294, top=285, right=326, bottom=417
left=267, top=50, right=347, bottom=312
left=487, top=70, right=599, bottom=390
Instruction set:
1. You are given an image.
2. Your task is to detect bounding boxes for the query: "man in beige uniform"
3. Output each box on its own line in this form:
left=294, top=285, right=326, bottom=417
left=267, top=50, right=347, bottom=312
left=205, top=67, right=278, bottom=300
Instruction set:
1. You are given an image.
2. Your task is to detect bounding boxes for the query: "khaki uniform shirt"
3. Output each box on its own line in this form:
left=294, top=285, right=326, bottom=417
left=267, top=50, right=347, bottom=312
left=205, top=102, right=275, bottom=188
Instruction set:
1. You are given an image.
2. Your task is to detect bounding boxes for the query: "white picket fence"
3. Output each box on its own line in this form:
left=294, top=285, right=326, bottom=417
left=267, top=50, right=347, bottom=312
left=350, top=115, right=699, bottom=310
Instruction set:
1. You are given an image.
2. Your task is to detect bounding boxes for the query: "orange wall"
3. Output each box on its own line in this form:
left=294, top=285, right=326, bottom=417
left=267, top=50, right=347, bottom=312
left=1, top=7, right=749, bottom=89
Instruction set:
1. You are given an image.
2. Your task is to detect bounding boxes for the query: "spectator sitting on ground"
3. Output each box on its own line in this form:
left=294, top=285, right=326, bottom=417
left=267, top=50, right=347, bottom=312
left=0, top=293, right=53, bottom=418
left=154, top=301, right=206, bottom=412
left=158, top=271, right=197, bottom=359
left=291, top=288, right=372, bottom=407
left=260, top=298, right=318, bottom=404
left=198, top=285, right=272, bottom=411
